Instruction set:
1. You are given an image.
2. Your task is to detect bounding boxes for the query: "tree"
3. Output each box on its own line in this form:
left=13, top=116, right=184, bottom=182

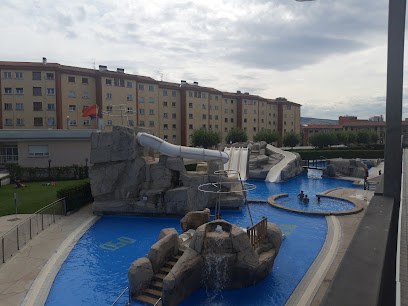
left=309, top=132, right=337, bottom=148
left=191, top=128, right=221, bottom=149
left=356, top=129, right=372, bottom=145
left=253, top=129, right=281, bottom=144
left=346, top=131, right=357, bottom=145
left=335, top=130, right=349, bottom=145
left=225, top=128, right=248, bottom=144
left=369, top=130, right=379, bottom=144
left=283, top=131, right=300, bottom=148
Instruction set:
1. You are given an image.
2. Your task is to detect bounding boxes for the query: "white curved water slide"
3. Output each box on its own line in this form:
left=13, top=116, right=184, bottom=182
left=136, top=132, right=229, bottom=163
left=265, top=144, right=296, bottom=182
left=223, top=147, right=249, bottom=181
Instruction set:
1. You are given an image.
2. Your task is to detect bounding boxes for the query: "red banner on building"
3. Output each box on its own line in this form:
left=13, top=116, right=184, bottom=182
left=82, top=105, right=98, bottom=118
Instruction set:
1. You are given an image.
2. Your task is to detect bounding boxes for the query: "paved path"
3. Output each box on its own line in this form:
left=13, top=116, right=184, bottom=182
left=0, top=215, right=31, bottom=236
left=0, top=205, right=95, bottom=306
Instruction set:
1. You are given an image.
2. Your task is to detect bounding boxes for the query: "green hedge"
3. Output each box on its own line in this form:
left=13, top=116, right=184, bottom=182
left=293, top=150, right=384, bottom=160
left=185, top=164, right=197, bottom=171
left=57, top=182, right=93, bottom=212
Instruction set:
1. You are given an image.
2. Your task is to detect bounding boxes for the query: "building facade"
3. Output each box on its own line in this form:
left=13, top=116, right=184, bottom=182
left=0, top=59, right=301, bottom=146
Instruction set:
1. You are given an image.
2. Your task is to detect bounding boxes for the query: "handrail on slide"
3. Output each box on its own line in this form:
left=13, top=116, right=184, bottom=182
left=111, top=286, right=131, bottom=306
left=136, top=132, right=229, bottom=163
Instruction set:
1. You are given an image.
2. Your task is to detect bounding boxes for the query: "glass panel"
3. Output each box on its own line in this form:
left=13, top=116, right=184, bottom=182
left=18, top=219, right=31, bottom=249
left=3, top=228, right=18, bottom=261
left=30, top=214, right=42, bottom=238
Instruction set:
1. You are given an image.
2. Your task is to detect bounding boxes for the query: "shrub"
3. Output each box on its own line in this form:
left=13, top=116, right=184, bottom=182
left=191, top=128, right=221, bottom=148
left=57, top=182, right=93, bottom=212
left=283, top=131, right=301, bottom=148
left=293, top=150, right=384, bottom=160
left=185, top=164, right=197, bottom=171
left=226, top=128, right=248, bottom=144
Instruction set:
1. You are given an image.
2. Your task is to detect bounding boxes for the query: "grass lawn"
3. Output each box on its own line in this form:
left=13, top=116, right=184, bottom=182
left=0, top=179, right=90, bottom=217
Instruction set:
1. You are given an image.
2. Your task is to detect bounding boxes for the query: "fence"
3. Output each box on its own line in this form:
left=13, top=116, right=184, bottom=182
left=0, top=198, right=66, bottom=265
left=247, top=216, right=268, bottom=248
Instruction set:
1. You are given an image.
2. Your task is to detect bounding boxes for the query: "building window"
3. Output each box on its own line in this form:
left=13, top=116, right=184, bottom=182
left=163, top=113, right=168, bottom=118
left=172, top=113, right=176, bottom=119
left=202, top=93, right=207, bottom=99
left=47, top=88, right=55, bottom=95
left=139, top=84, right=144, bottom=90
left=140, top=120, right=145, bottom=126
left=224, top=109, right=228, bottom=114
left=189, top=124, right=193, bottom=129
left=139, top=97, right=144, bottom=103
left=284, top=114, right=287, bottom=118
left=139, top=109, right=145, bottom=115
left=46, top=73, right=54, bottom=80
left=172, top=102, right=176, bottom=107
left=106, top=79, right=112, bottom=86
left=69, top=105, right=76, bottom=112
left=231, top=118, right=234, bottom=123
left=82, top=78, right=88, bottom=84
left=225, top=118, right=228, bottom=123
left=16, top=118, right=24, bottom=126
left=224, top=99, right=228, bottom=104
left=84, top=119, right=90, bottom=126
left=47, top=103, right=55, bottom=110
left=215, top=115, right=218, bottom=120
left=68, top=76, right=75, bottom=83
left=291, top=122, right=294, bottom=126
left=34, top=117, right=43, bottom=126
left=284, top=121, right=286, bottom=125
left=215, top=96, right=219, bottom=101
left=69, top=90, right=75, bottom=97
left=33, top=87, right=42, bottom=96
left=215, top=125, right=218, bottom=129
left=202, top=124, right=206, bottom=129
left=33, top=102, right=42, bottom=111
left=172, top=135, right=176, bottom=140
left=287, top=105, right=292, bottom=110
left=253, top=119, right=256, bottom=123
left=128, top=120, right=134, bottom=126
left=15, top=72, right=23, bottom=79
left=106, top=105, right=113, bottom=112
left=215, top=105, right=219, bottom=110
left=164, top=135, right=168, bottom=140
left=106, top=93, right=112, bottom=99
left=203, top=114, right=206, bottom=119
left=253, top=110, right=257, bottom=114
left=148, top=85, right=154, bottom=91
left=4, top=103, right=12, bottom=110
left=82, top=92, right=89, bottom=99
left=47, top=117, right=55, bottom=126
left=5, top=119, right=13, bottom=126
left=149, top=97, right=154, bottom=103
left=231, top=109, right=234, bottom=114
left=189, top=103, right=193, bottom=108
left=32, top=72, right=41, bottom=80
left=202, top=104, right=206, bottom=109
left=172, top=91, right=176, bottom=97
left=209, top=115, right=212, bottom=120
left=127, top=81, right=132, bottom=88
left=261, top=119, right=264, bottom=123
left=244, top=109, right=247, bottom=114
left=163, top=102, right=168, bottom=107
left=127, top=94, right=133, bottom=101
left=16, top=103, right=24, bottom=110
left=29, top=145, right=48, bottom=156
left=244, top=118, right=247, bottom=123
left=189, top=92, right=193, bottom=97
left=149, top=109, right=154, bottom=115
left=127, top=107, right=133, bottom=113
left=172, top=124, right=176, bottom=129
left=164, top=124, right=168, bottom=130
left=224, top=127, right=228, bottom=132
left=3, top=72, right=12, bottom=79
left=261, top=111, right=264, bottom=115
left=149, top=121, right=154, bottom=127
left=253, top=127, right=256, bottom=132
left=107, top=119, right=113, bottom=126
left=189, top=114, right=193, bottom=119
left=163, top=90, right=168, bottom=96
left=113, top=79, right=119, bottom=86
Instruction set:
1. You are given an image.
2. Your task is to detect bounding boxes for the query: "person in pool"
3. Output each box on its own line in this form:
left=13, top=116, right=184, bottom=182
left=297, top=190, right=304, bottom=200
left=317, top=196, right=321, bottom=203
left=303, top=195, right=309, bottom=203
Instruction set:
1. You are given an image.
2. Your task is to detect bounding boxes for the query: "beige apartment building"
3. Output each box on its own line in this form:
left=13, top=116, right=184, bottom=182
left=0, top=59, right=301, bottom=147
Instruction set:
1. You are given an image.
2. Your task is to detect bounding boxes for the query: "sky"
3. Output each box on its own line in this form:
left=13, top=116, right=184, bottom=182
left=1, top=0, right=407, bottom=120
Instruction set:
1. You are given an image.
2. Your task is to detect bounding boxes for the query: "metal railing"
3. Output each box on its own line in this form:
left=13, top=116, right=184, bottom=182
left=247, top=216, right=268, bottom=249
left=111, top=286, right=131, bottom=306
left=0, top=198, right=66, bottom=265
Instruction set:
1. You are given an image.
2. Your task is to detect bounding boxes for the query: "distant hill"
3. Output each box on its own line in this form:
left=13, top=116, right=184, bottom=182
left=301, top=117, right=338, bottom=126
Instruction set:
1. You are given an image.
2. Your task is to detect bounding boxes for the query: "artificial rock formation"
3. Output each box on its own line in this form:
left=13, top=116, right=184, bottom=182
left=89, top=126, right=244, bottom=216
left=280, top=152, right=306, bottom=181
left=248, top=142, right=284, bottom=180
left=161, top=219, right=283, bottom=305
left=322, top=158, right=366, bottom=178
left=180, top=208, right=210, bottom=232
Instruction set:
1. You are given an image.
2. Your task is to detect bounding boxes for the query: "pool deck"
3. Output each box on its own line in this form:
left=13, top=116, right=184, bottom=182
left=0, top=186, right=374, bottom=306
left=0, top=205, right=97, bottom=306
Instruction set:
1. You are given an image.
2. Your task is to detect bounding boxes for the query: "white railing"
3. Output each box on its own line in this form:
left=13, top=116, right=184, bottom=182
left=0, top=155, right=18, bottom=163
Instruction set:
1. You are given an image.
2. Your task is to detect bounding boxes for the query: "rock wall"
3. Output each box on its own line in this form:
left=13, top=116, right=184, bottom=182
left=280, top=152, right=306, bottom=181
left=89, top=126, right=244, bottom=216
left=247, top=142, right=284, bottom=180
left=322, top=158, right=366, bottom=178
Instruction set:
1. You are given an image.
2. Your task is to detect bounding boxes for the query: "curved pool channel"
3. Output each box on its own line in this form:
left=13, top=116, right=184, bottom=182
left=46, top=170, right=361, bottom=306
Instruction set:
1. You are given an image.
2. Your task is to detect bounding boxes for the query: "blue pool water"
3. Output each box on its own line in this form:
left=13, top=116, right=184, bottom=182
left=46, top=170, right=357, bottom=306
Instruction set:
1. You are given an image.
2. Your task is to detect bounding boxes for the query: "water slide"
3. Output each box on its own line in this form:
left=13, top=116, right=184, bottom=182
left=223, top=147, right=249, bottom=180
left=265, top=145, right=296, bottom=182
left=136, top=132, right=229, bottom=163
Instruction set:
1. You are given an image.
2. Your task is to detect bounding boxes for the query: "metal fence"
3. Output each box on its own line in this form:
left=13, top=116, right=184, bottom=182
left=0, top=198, right=66, bottom=265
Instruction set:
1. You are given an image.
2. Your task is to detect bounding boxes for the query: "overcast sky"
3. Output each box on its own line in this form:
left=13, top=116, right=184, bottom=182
left=1, top=0, right=407, bottom=120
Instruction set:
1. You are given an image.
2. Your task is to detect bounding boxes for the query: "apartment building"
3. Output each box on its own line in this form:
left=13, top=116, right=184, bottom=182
left=0, top=59, right=301, bottom=147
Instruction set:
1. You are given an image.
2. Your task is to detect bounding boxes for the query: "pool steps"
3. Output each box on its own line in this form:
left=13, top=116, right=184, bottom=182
left=135, top=249, right=184, bottom=305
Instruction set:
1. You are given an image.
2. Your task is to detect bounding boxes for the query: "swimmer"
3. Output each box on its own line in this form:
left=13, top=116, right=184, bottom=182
left=297, top=190, right=304, bottom=200
left=303, top=195, right=309, bottom=203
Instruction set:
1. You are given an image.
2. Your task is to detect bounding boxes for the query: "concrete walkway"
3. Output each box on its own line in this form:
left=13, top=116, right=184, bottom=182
left=0, top=205, right=96, bottom=306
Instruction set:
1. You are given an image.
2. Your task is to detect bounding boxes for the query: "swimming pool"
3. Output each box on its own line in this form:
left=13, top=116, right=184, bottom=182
left=46, top=170, right=357, bottom=305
